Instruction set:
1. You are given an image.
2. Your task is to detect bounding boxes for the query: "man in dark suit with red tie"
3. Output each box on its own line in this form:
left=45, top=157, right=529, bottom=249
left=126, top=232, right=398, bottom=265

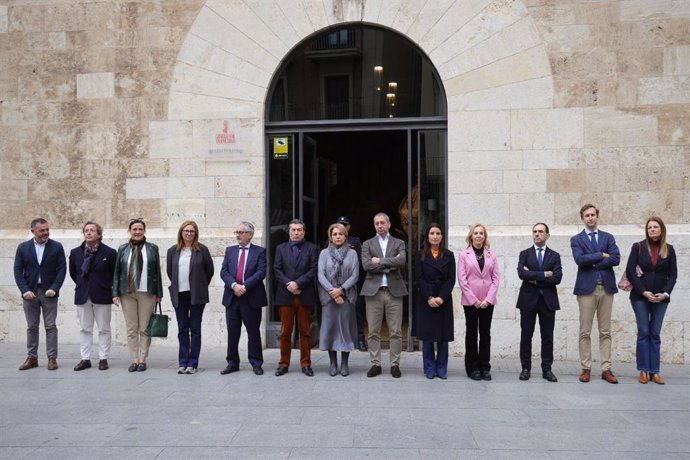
left=273, top=219, right=318, bottom=377
left=220, top=221, right=268, bottom=375
left=516, top=223, right=562, bottom=382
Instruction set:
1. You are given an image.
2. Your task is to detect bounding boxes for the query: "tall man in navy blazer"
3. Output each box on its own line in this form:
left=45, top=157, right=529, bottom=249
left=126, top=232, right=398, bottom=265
left=14, top=218, right=66, bottom=371
left=69, top=221, right=117, bottom=371
left=516, top=223, right=562, bottom=382
left=273, top=219, right=318, bottom=377
left=220, top=221, right=268, bottom=376
left=570, top=204, right=620, bottom=384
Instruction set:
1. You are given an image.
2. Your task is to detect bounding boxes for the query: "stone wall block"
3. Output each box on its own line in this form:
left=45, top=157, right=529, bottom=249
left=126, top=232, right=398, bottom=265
left=448, top=150, right=522, bottom=172
left=0, top=180, right=27, bottom=201
left=448, top=110, right=510, bottom=151
left=448, top=193, right=510, bottom=227
left=639, top=76, right=690, bottom=105
left=165, top=199, right=207, bottom=228
left=0, top=5, right=7, bottom=34
left=546, top=169, right=586, bottom=193
left=612, top=191, right=684, bottom=224
left=174, top=62, right=265, bottom=102
left=205, top=197, right=264, bottom=229
left=658, top=106, right=690, bottom=145
left=664, top=45, right=690, bottom=75
left=117, top=158, right=169, bottom=179
left=511, top=108, right=584, bottom=149
left=19, top=74, right=75, bottom=101
left=77, top=124, right=119, bottom=160
left=8, top=6, right=44, bottom=33
left=126, top=177, right=215, bottom=200
left=551, top=49, right=618, bottom=81
left=618, top=1, right=690, bottom=22
left=553, top=192, right=613, bottom=225
left=242, top=0, right=300, bottom=46
left=169, top=158, right=205, bottom=177
left=111, top=199, right=163, bottom=229
left=149, top=121, right=193, bottom=159
left=145, top=0, right=204, bottom=27
left=206, top=158, right=264, bottom=177
left=168, top=91, right=263, bottom=121
left=450, top=77, right=554, bottom=111
left=76, top=72, right=115, bottom=99
left=215, top=176, right=264, bottom=198
left=448, top=170, right=503, bottom=194
left=616, top=48, right=664, bottom=77
left=509, top=192, right=555, bottom=225
left=553, top=77, right=618, bottom=108
left=584, top=107, right=658, bottom=147
left=540, top=24, right=591, bottom=53
left=504, top=170, right=546, bottom=193
left=192, top=118, right=263, bottom=159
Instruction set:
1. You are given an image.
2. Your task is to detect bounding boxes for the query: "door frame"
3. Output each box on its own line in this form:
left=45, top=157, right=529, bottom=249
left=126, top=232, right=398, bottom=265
left=265, top=117, right=447, bottom=350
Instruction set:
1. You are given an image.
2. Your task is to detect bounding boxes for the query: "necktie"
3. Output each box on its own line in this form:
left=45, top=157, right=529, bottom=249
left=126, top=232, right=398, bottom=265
left=537, top=247, right=543, bottom=269
left=235, top=247, right=246, bottom=284
left=589, top=231, right=597, bottom=248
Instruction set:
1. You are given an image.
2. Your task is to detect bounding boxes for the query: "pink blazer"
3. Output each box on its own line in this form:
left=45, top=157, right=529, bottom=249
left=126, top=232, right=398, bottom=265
left=457, top=247, right=500, bottom=306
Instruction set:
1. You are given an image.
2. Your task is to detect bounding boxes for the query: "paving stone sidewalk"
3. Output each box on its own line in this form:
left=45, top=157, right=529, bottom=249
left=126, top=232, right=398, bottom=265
left=1, top=341, right=689, bottom=459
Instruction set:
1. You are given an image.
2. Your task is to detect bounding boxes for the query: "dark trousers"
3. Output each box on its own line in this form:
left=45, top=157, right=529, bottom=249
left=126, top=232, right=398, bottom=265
left=463, top=305, right=494, bottom=374
left=355, top=295, right=366, bottom=340
left=422, top=340, right=449, bottom=377
left=278, top=296, right=312, bottom=368
left=175, top=291, right=205, bottom=368
left=519, top=295, right=555, bottom=372
left=23, top=285, right=58, bottom=358
left=225, top=297, right=263, bottom=368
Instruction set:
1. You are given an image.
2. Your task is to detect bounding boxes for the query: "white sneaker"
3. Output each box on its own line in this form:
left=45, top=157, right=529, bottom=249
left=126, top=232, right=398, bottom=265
left=177, top=367, right=185, bottom=374
left=185, top=367, right=197, bottom=374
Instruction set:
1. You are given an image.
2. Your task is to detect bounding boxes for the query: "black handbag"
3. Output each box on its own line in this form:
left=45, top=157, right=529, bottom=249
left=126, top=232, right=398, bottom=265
left=145, top=302, right=169, bottom=338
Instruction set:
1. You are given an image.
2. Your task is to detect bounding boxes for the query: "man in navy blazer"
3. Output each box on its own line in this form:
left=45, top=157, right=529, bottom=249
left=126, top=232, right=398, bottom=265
left=68, top=222, right=117, bottom=371
left=220, top=221, right=268, bottom=376
left=14, top=218, right=66, bottom=371
left=273, top=219, right=318, bottom=377
left=570, top=204, right=620, bottom=384
left=516, top=223, right=562, bottom=382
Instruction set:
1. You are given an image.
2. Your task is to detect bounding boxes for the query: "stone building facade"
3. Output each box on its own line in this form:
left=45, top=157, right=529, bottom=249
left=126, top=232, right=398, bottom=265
left=1, top=0, right=689, bottom=364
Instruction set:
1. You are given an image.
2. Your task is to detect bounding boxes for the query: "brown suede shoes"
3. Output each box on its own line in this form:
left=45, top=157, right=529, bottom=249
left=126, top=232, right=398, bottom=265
left=47, top=357, right=58, bottom=370
left=19, top=356, right=38, bottom=371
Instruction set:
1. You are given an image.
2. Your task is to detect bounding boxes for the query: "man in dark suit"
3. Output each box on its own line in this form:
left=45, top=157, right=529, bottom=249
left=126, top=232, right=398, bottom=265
left=273, top=219, right=318, bottom=377
left=14, top=218, right=66, bottom=371
left=220, top=221, right=268, bottom=375
left=337, top=215, right=367, bottom=352
left=570, top=203, right=620, bottom=384
left=516, top=223, right=562, bottom=382
left=69, top=221, right=117, bottom=371
left=360, top=212, right=407, bottom=378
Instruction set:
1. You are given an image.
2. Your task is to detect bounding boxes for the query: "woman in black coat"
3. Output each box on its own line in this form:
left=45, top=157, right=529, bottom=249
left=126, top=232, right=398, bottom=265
left=414, top=223, right=456, bottom=379
left=626, top=216, right=677, bottom=385
left=166, top=220, right=214, bottom=374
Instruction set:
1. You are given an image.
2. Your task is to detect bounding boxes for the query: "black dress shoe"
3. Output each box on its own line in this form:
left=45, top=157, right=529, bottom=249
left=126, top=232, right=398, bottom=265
left=220, top=365, right=239, bottom=375
left=425, top=372, right=435, bottom=379
left=357, top=340, right=368, bottom=352
left=137, top=363, right=147, bottom=372
left=74, top=360, right=91, bottom=371
left=252, top=366, right=264, bottom=375
left=542, top=370, right=558, bottom=382
left=519, top=369, right=531, bottom=381
left=367, top=365, right=382, bottom=377
left=480, top=370, right=492, bottom=381
left=391, top=365, right=402, bottom=378
left=468, top=370, right=482, bottom=380
left=302, top=366, right=314, bottom=377
left=275, top=367, right=288, bottom=376
left=98, top=359, right=108, bottom=371
left=128, top=363, right=138, bottom=373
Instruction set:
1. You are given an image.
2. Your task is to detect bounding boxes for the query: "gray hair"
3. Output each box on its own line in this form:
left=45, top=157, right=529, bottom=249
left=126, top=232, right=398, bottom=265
left=239, top=221, right=255, bottom=235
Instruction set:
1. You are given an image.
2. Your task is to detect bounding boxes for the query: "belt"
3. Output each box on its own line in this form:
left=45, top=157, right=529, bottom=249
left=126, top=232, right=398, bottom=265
left=379, top=286, right=389, bottom=292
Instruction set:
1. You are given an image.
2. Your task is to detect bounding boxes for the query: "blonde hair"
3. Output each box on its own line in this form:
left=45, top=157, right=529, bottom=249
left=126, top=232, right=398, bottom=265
left=465, top=223, right=490, bottom=249
left=327, top=223, right=348, bottom=243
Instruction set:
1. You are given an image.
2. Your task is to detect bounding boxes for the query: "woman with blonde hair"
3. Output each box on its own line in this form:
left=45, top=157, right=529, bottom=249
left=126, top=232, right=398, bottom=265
left=626, top=216, right=677, bottom=384
left=166, top=220, right=214, bottom=374
left=457, top=224, right=500, bottom=381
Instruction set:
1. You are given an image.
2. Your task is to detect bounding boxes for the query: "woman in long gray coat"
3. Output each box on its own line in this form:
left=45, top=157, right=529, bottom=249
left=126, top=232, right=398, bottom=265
left=318, top=223, right=359, bottom=377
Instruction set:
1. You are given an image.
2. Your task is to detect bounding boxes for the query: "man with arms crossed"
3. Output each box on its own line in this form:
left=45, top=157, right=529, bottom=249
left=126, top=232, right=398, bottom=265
left=360, top=212, right=407, bottom=378
left=517, top=223, right=562, bottom=382
left=571, top=204, right=620, bottom=384
left=14, top=218, right=66, bottom=371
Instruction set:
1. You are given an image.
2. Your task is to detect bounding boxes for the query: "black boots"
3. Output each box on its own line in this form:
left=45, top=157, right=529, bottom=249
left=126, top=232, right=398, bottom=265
left=328, top=350, right=338, bottom=376
left=340, top=352, right=350, bottom=376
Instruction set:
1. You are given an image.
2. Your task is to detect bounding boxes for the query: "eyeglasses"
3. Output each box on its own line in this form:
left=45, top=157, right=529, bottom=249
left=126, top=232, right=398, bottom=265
left=234, top=231, right=250, bottom=235
left=182, top=230, right=196, bottom=234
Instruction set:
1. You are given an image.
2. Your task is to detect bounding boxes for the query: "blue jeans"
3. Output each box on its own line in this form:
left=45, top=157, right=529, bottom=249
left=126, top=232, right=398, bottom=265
left=175, top=291, right=205, bottom=368
left=631, top=299, right=668, bottom=373
left=422, top=341, right=449, bottom=377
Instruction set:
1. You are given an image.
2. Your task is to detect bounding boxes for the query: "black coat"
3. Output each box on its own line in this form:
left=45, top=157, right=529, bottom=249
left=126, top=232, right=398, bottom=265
left=414, top=249, right=455, bottom=342
left=166, top=244, right=215, bottom=308
left=273, top=240, right=319, bottom=306
left=626, top=241, right=677, bottom=302
left=516, top=246, right=562, bottom=311
left=69, top=242, right=117, bottom=305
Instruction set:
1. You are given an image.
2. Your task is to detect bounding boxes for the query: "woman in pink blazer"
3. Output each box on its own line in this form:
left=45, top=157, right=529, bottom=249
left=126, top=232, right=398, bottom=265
left=457, top=224, right=500, bottom=381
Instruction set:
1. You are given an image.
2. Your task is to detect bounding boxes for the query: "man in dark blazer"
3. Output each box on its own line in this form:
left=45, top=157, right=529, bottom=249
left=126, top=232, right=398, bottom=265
left=570, top=203, right=620, bottom=384
left=14, top=218, right=66, bottom=371
left=220, top=221, right=268, bottom=376
left=516, top=223, right=562, bottom=382
left=69, top=221, right=117, bottom=371
left=273, top=219, right=318, bottom=377
left=360, top=212, right=407, bottom=378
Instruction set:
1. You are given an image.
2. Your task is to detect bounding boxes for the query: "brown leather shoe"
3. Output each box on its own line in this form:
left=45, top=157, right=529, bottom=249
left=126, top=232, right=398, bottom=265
left=601, top=370, right=618, bottom=384
left=651, top=373, right=665, bottom=385
left=47, top=357, right=58, bottom=371
left=19, top=356, right=38, bottom=371
left=638, top=371, right=649, bottom=384
left=579, top=369, right=591, bottom=382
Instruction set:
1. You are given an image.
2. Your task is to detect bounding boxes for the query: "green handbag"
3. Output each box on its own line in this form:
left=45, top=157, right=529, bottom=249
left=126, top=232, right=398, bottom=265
left=145, top=302, right=169, bottom=338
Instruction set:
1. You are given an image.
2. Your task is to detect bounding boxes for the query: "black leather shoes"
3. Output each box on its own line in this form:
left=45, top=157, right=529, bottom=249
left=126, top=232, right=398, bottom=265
left=220, top=365, right=239, bottom=375
left=302, top=366, right=314, bottom=377
left=137, top=363, right=147, bottom=372
left=357, top=340, right=368, bottom=352
left=98, top=359, right=108, bottom=371
left=391, top=365, right=402, bottom=378
left=468, top=370, right=482, bottom=380
left=480, top=370, right=491, bottom=381
left=74, top=360, right=91, bottom=371
left=519, top=369, right=531, bottom=381
left=275, top=367, right=288, bottom=376
left=542, top=370, right=558, bottom=382
left=252, top=366, right=264, bottom=375
left=367, top=365, right=382, bottom=377
left=128, top=363, right=138, bottom=373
